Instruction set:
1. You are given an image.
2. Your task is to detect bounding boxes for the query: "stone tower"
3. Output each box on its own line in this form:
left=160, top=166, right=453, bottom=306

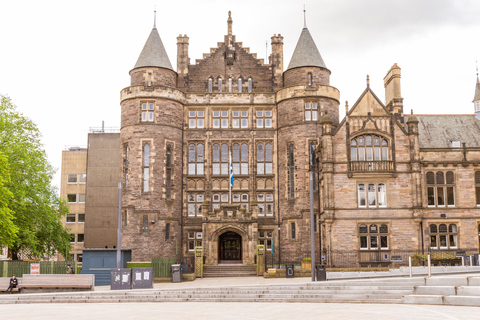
left=120, top=24, right=184, bottom=261
left=276, top=25, right=340, bottom=254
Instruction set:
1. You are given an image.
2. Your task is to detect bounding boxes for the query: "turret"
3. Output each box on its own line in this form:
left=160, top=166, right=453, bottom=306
left=271, top=34, right=284, bottom=90
left=177, top=34, right=189, bottom=88
left=120, top=20, right=184, bottom=261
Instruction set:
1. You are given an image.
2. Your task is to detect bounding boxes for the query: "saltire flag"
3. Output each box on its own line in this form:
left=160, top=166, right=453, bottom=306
left=229, top=151, right=233, bottom=187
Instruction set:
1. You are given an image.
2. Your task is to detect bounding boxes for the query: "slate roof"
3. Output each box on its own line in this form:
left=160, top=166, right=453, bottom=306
left=133, top=28, right=173, bottom=70
left=287, top=28, right=326, bottom=70
left=409, top=115, right=480, bottom=148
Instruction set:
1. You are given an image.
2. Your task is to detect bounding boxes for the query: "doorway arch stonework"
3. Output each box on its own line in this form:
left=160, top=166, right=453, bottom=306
left=204, top=223, right=258, bottom=265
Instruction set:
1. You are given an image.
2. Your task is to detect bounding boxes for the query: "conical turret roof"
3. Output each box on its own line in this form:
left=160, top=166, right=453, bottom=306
left=287, top=28, right=326, bottom=70
left=133, top=27, right=173, bottom=70
left=473, top=76, right=480, bottom=102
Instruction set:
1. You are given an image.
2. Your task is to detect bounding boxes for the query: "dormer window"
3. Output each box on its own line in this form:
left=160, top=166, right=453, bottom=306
left=350, top=134, right=393, bottom=172
left=449, top=140, right=461, bottom=148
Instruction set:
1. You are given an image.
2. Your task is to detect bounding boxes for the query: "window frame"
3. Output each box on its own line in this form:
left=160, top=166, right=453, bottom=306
left=187, top=193, right=204, bottom=217
left=304, top=101, right=318, bottom=122
left=141, top=102, right=155, bottom=122
left=426, top=171, right=455, bottom=207
left=429, top=223, right=458, bottom=249
left=359, top=223, right=389, bottom=250
left=357, top=183, right=387, bottom=208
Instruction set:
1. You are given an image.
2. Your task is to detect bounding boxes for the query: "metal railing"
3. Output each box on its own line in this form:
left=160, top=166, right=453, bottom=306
left=263, top=248, right=479, bottom=269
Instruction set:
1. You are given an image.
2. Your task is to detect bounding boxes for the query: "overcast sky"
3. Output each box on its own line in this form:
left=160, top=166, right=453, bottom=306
left=1, top=0, right=479, bottom=190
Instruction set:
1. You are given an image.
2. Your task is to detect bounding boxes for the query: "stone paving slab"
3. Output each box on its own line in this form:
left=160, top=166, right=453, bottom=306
left=0, top=302, right=479, bottom=320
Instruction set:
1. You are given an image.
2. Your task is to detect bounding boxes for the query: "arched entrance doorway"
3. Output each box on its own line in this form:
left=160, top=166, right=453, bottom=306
left=218, top=231, right=242, bottom=263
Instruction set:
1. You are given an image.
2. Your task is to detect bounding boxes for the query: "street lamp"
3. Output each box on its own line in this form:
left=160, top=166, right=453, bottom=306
left=309, top=143, right=316, bottom=281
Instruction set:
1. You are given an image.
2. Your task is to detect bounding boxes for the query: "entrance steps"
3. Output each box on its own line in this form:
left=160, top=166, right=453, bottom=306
left=402, top=276, right=480, bottom=306
left=203, top=264, right=257, bottom=277
left=0, top=277, right=424, bottom=304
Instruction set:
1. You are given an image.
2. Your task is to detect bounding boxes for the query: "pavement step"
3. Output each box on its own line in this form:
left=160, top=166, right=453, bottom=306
left=413, top=286, right=456, bottom=295
left=456, top=286, right=480, bottom=296
left=402, top=294, right=444, bottom=305
left=444, top=295, right=480, bottom=307
left=425, top=277, right=468, bottom=286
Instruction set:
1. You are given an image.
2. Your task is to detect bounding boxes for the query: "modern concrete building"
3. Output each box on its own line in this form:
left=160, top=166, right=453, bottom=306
left=59, top=147, right=87, bottom=263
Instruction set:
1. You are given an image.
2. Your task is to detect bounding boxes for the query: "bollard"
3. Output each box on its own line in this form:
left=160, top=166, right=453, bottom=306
left=427, top=254, right=431, bottom=277
left=408, top=256, right=412, bottom=278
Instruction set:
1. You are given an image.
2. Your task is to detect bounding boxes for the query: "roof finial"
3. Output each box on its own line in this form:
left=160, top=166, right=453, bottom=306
left=476, top=60, right=478, bottom=78
left=366, top=75, right=370, bottom=87
left=227, top=11, right=233, bottom=35
left=303, top=4, right=307, bottom=28
left=154, top=6, right=157, bottom=29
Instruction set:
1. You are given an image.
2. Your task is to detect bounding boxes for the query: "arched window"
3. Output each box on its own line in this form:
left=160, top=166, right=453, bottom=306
left=475, top=171, right=480, bottom=206
left=166, top=145, right=172, bottom=199
left=208, top=78, right=213, bottom=93
left=238, top=78, right=242, bottom=92
left=248, top=77, right=252, bottom=92
left=213, top=143, right=229, bottom=175
left=218, top=78, right=222, bottom=92
left=426, top=171, right=455, bottom=207
left=351, top=135, right=389, bottom=161
left=359, top=223, right=389, bottom=250
left=228, top=78, right=232, bottom=92
left=257, top=142, right=273, bottom=175
left=429, top=223, right=457, bottom=249
left=143, top=143, right=150, bottom=192
left=188, top=143, right=204, bottom=175
left=288, top=144, right=295, bottom=198
left=307, top=73, right=312, bottom=86
left=232, top=143, right=248, bottom=175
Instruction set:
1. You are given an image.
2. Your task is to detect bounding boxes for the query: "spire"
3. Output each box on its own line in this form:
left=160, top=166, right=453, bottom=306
left=287, top=26, right=326, bottom=70
left=303, top=5, right=307, bottom=28
left=227, top=11, right=233, bottom=36
left=474, top=63, right=480, bottom=102
left=153, top=7, right=156, bottom=28
left=133, top=27, right=173, bottom=71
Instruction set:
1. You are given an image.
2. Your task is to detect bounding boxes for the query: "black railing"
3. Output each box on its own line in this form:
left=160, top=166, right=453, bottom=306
left=263, top=248, right=479, bottom=269
left=349, top=161, right=395, bottom=172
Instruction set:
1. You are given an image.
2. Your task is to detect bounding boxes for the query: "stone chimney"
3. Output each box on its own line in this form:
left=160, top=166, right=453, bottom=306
left=271, top=34, right=284, bottom=90
left=176, top=34, right=189, bottom=88
left=383, top=63, right=404, bottom=120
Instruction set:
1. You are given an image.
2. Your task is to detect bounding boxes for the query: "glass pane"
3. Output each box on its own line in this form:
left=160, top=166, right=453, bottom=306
left=257, top=163, right=264, bottom=175
left=265, top=119, right=272, bottom=127
left=446, top=171, right=454, bottom=184
left=213, top=119, right=220, bottom=128
left=257, top=144, right=264, bottom=161
left=67, top=174, right=77, bottom=183
left=221, top=144, right=228, bottom=162
left=241, top=111, right=248, bottom=117
left=213, top=144, right=220, bottom=162
left=360, top=236, right=368, bottom=248
left=368, top=184, right=376, bottom=206
left=378, top=184, right=386, bottom=206
left=370, top=236, right=378, bottom=248
left=188, top=144, right=195, bottom=162
left=382, top=146, right=388, bottom=160
left=189, top=111, right=196, bottom=117
left=380, top=236, right=388, bottom=248
left=265, top=143, right=272, bottom=161
left=436, top=172, right=445, bottom=184
left=197, top=163, right=204, bottom=175
left=312, top=111, right=317, bottom=121
left=197, top=144, right=204, bottom=162
left=358, top=184, right=366, bottom=207
left=439, top=224, right=447, bottom=233
left=143, top=143, right=150, bottom=166
left=449, top=235, right=457, bottom=247
left=232, top=119, right=239, bottom=128
left=366, top=135, right=372, bottom=146
left=358, top=136, right=364, bottom=146
left=265, top=163, right=272, bottom=174
left=233, top=163, right=240, bottom=175
left=213, top=163, right=220, bottom=175
left=241, top=163, right=248, bottom=175
left=379, top=224, right=388, bottom=233
left=305, top=103, right=311, bottom=110
left=447, top=187, right=454, bottom=206
left=257, top=111, right=263, bottom=117
left=241, top=144, right=248, bottom=162
left=188, top=163, right=195, bottom=175
left=257, top=119, right=263, bottom=127
left=233, top=144, right=240, bottom=162
left=448, top=224, right=457, bottom=233
left=374, top=136, right=380, bottom=145
left=198, top=111, right=204, bottom=117
left=430, top=224, right=437, bottom=233
left=213, top=111, right=220, bottom=117
left=427, top=187, right=435, bottom=206
left=221, top=111, right=228, bottom=117
left=241, top=119, right=248, bottom=128
left=351, top=147, right=357, bottom=161
left=221, top=119, right=228, bottom=128
left=359, top=225, right=368, bottom=233
left=439, top=235, right=447, bottom=247
left=374, top=147, right=380, bottom=160
left=370, top=224, right=378, bottom=233
left=366, top=147, right=373, bottom=161
left=221, top=163, right=228, bottom=175
left=351, top=139, right=357, bottom=146
left=358, top=147, right=365, bottom=161
left=143, top=168, right=149, bottom=192
left=437, top=187, right=445, bottom=206
left=305, top=111, right=311, bottom=121
left=430, top=235, right=437, bottom=248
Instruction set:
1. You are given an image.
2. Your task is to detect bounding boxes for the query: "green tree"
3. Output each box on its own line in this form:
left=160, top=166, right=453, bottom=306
left=0, top=94, right=72, bottom=259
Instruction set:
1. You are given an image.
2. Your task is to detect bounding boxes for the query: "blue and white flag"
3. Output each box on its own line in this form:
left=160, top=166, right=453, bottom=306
left=229, top=152, right=233, bottom=187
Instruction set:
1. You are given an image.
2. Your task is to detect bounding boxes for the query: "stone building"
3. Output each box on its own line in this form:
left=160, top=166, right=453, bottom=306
left=118, top=12, right=480, bottom=267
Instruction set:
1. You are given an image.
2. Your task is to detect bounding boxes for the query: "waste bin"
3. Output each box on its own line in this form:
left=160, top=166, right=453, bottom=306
left=286, top=265, right=294, bottom=278
left=316, top=265, right=326, bottom=281
left=171, top=264, right=182, bottom=283
left=110, top=268, right=131, bottom=290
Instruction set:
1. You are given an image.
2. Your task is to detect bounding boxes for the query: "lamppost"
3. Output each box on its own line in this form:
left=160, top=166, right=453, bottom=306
left=309, top=144, right=316, bottom=281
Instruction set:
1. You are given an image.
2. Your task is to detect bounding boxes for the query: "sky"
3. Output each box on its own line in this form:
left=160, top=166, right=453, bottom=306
left=1, top=0, right=479, bottom=190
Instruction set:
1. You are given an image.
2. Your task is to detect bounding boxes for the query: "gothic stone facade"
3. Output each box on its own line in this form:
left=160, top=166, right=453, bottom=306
left=119, top=14, right=480, bottom=266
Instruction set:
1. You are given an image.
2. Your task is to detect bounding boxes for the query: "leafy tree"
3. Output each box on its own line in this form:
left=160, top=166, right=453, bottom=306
left=0, top=94, right=72, bottom=259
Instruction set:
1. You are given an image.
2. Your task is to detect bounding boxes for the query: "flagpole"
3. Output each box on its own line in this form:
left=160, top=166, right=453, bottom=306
left=229, top=151, right=232, bottom=204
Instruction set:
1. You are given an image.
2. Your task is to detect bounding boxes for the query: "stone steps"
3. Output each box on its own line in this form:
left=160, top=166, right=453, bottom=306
left=203, top=265, right=257, bottom=277
left=401, top=276, right=480, bottom=306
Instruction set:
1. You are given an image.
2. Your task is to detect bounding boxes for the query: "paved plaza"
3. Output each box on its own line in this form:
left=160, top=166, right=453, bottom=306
left=0, top=301, right=478, bottom=320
